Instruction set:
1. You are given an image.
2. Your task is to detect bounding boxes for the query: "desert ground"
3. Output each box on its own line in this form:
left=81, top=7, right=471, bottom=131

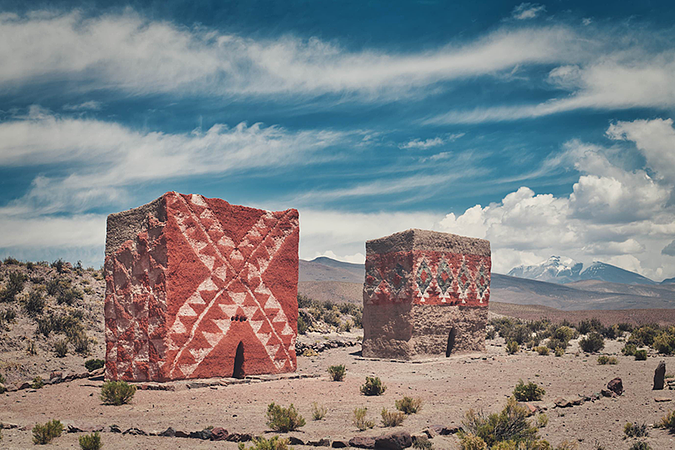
left=2, top=331, right=675, bottom=449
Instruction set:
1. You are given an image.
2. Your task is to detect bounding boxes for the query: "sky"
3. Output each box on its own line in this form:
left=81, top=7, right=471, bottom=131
left=1, top=0, right=675, bottom=280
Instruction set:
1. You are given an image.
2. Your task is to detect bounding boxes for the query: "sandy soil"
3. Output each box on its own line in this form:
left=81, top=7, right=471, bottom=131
left=2, top=335, right=675, bottom=450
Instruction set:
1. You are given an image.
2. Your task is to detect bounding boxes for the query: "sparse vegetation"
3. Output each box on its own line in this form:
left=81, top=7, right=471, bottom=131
left=535, top=346, right=549, bottom=355
left=238, top=436, right=293, bottom=450
left=623, top=422, right=648, bottom=438
left=395, top=396, right=422, bottom=414
left=412, top=435, right=433, bottom=450
left=311, top=402, right=327, bottom=420
left=265, top=403, right=305, bottom=432
left=100, top=381, right=136, bottom=405
left=578, top=332, right=604, bottom=353
left=537, top=413, right=548, bottom=428
left=79, top=431, right=102, bottom=450
left=1, top=271, right=26, bottom=302
left=506, top=341, right=519, bottom=354
left=657, top=409, right=675, bottom=431
left=85, top=359, right=105, bottom=372
left=26, top=339, right=37, bottom=355
left=381, top=408, right=405, bottom=427
left=622, top=343, right=638, bottom=356
left=327, top=364, right=346, bottom=381
left=360, top=376, right=386, bottom=396
left=554, top=347, right=565, bottom=357
left=353, top=407, right=375, bottom=431
left=513, top=379, right=545, bottom=402
left=634, top=350, right=648, bottom=361
left=597, top=356, right=618, bottom=365
left=53, top=339, right=68, bottom=357
left=32, top=419, right=63, bottom=445
left=24, top=288, right=46, bottom=316
left=460, top=397, right=540, bottom=448
left=628, top=442, right=652, bottom=450
left=297, top=294, right=363, bottom=332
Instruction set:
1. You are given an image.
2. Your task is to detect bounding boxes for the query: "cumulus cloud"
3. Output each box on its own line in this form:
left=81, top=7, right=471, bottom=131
left=439, top=118, right=675, bottom=279
left=511, top=3, right=546, bottom=20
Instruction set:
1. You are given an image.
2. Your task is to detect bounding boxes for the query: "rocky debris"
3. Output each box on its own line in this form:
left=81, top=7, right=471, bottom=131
left=8, top=370, right=93, bottom=392
left=123, top=427, right=148, bottom=436
left=174, top=430, right=190, bottom=438
left=50, top=371, right=62, bottom=380
left=607, top=378, right=623, bottom=396
left=189, top=429, right=212, bottom=440
left=108, top=425, right=122, bottom=433
left=158, top=427, right=176, bottom=437
left=655, top=397, right=672, bottom=402
left=654, top=361, right=666, bottom=390
left=332, top=439, right=350, bottom=448
left=226, top=432, right=253, bottom=442
left=0, top=423, right=19, bottom=429
left=554, top=397, right=572, bottom=408
left=424, top=424, right=459, bottom=437
left=66, top=424, right=103, bottom=433
left=374, top=431, right=413, bottom=450
left=210, top=427, right=228, bottom=441
left=307, top=438, right=331, bottom=446
left=288, top=436, right=305, bottom=445
left=349, top=436, right=376, bottom=448
left=138, top=383, right=175, bottom=391
left=296, top=339, right=360, bottom=355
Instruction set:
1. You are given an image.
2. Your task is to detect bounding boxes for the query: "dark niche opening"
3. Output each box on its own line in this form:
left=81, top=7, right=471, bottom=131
left=233, top=341, right=245, bottom=378
left=446, top=327, right=456, bottom=357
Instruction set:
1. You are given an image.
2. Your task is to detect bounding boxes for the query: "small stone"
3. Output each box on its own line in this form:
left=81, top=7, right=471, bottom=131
left=109, top=425, right=122, bottom=433
left=374, top=431, right=412, bottom=449
left=174, top=430, right=190, bottom=438
left=123, top=427, right=147, bottom=436
left=159, top=427, right=176, bottom=437
left=332, top=440, right=349, bottom=448
left=607, top=378, right=623, bottom=396
left=655, top=397, right=672, bottom=402
left=308, top=438, right=331, bottom=447
left=288, top=437, right=305, bottom=445
left=349, top=436, right=376, bottom=449
left=210, top=427, right=228, bottom=441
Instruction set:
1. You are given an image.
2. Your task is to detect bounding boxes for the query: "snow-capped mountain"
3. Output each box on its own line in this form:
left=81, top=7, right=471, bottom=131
left=508, top=256, right=656, bottom=285
left=508, top=256, right=583, bottom=284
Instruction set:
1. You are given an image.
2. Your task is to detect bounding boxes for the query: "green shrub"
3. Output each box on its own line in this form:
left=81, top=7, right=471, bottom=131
left=360, top=376, right=386, bottom=396
left=579, top=332, right=604, bottom=353
left=353, top=407, right=374, bottom=431
left=412, top=435, right=433, bottom=450
left=486, top=328, right=496, bottom=340
left=653, top=331, right=675, bottom=354
left=630, top=325, right=660, bottom=347
left=51, top=259, right=66, bottom=273
left=622, top=343, right=638, bottom=356
left=506, top=341, right=519, bottom=355
left=25, top=288, right=46, bottom=316
left=32, top=419, right=63, bottom=444
left=381, top=408, right=405, bottom=427
left=628, top=442, right=652, bottom=450
left=238, top=436, right=293, bottom=450
left=657, top=410, right=675, bottom=431
left=635, top=350, right=648, bottom=361
left=85, top=359, right=105, bottom=372
left=100, top=381, right=136, bottom=405
left=458, top=433, right=488, bottom=450
left=513, top=379, right=545, bottom=401
left=461, top=397, right=538, bottom=447
left=53, top=339, right=68, bottom=357
left=535, top=346, right=549, bottom=356
left=536, top=413, right=548, bottom=428
left=311, top=402, right=327, bottom=420
left=265, top=403, right=305, bottom=432
left=0, top=272, right=26, bottom=302
left=597, top=356, right=618, bottom=365
left=327, top=364, right=346, bottom=381
left=623, top=422, right=648, bottom=438
left=395, top=396, right=422, bottom=414
left=554, top=347, right=565, bottom=357
left=31, top=376, right=44, bottom=389
left=297, top=316, right=308, bottom=334
left=71, top=331, right=92, bottom=356
left=79, top=431, right=102, bottom=450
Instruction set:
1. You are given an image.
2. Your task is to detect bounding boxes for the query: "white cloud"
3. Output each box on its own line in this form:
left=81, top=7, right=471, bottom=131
left=399, top=133, right=464, bottom=150
left=62, top=101, right=102, bottom=111
left=511, top=3, right=546, bottom=20
left=312, top=250, right=366, bottom=264
left=0, top=11, right=580, bottom=99
left=439, top=118, right=675, bottom=279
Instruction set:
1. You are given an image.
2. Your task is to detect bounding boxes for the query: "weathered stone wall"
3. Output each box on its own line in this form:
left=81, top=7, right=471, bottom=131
left=104, top=192, right=299, bottom=381
left=362, top=229, right=490, bottom=360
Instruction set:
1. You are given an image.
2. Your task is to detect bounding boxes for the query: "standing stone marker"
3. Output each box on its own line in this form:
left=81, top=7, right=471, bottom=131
left=654, top=361, right=666, bottom=390
left=362, top=229, right=490, bottom=360
left=104, top=192, right=299, bottom=381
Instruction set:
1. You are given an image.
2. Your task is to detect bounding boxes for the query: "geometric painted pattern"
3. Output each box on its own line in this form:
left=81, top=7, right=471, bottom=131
left=105, top=192, right=299, bottom=381
left=364, top=249, right=491, bottom=307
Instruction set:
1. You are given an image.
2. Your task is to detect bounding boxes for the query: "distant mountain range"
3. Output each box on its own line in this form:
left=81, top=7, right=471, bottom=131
left=508, top=256, right=661, bottom=285
left=298, top=256, right=675, bottom=311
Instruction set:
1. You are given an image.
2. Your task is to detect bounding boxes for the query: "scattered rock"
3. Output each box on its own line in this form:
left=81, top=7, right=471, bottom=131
left=123, top=427, right=148, bottom=436
left=210, top=427, right=228, bottom=441
left=607, top=378, right=623, bottom=396
left=570, top=398, right=584, bottom=406
left=655, top=397, right=672, bottom=402
left=159, top=427, right=176, bottom=437
left=349, top=436, right=376, bottom=449
left=226, top=432, right=253, bottom=442
left=307, top=438, right=331, bottom=446
left=18, top=382, right=30, bottom=390
left=332, top=440, right=350, bottom=448
left=600, top=389, right=615, bottom=398
left=50, top=371, right=63, bottom=380
left=374, top=431, right=412, bottom=449
left=554, top=397, right=572, bottom=408
left=109, top=424, right=122, bottom=433
left=288, top=437, right=305, bottom=445
left=1, top=423, right=18, bottom=429
left=187, top=381, right=210, bottom=389
left=654, top=361, right=666, bottom=390
left=189, top=429, right=212, bottom=440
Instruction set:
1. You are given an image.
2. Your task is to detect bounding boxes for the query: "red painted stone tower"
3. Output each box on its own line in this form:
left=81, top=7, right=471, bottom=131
left=104, top=192, right=299, bottom=381
left=362, top=229, right=490, bottom=359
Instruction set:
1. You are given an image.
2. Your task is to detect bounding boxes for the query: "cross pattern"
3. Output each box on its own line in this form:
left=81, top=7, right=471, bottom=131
left=163, top=193, right=297, bottom=379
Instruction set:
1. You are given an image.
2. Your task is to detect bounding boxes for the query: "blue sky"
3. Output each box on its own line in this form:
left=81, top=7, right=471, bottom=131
left=1, top=0, right=675, bottom=280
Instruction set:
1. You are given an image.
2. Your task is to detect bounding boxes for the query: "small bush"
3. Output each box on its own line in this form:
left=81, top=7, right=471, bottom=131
left=327, top=364, right=346, bottom=381
left=597, top=356, right=618, bottom=365
left=79, top=431, right=102, bottom=450
left=657, top=410, right=675, bottom=431
left=360, top=376, right=386, bottom=396
left=297, top=316, right=308, bottom=334
left=622, top=343, right=638, bottom=356
left=628, top=442, right=652, bottom=450
left=635, top=350, right=648, bottom=361
left=71, top=331, right=92, bottom=355
left=513, top=379, right=545, bottom=402
left=85, top=359, right=105, bottom=372
left=653, top=331, right=675, bottom=355
left=579, top=332, right=605, bottom=353
left=353, top=407, right=375, bottom=431
left=536, top=413, right=548, bottom=428
left=486, top=328, right=496, bottom=340
left=238, top=436, right=293, bottom=450
left=458, top=433, right=488, bottom=450
left=311, top=402, right=327, bottom=421
left=1, top=272, right=26, bottom=302
left=302, top=348, right=318, bottom=357
left=554, top=347, right=565, bottom=357
left=266, top=403, right=305, bottom=432
left=25, top=289, right=46, bottom=316
left=535, top=346, right=549, bottom=356
left=461, top=397, right=540, bottom=448
left=32, top=419, right=63, bottom=445
left=100, top=381, right=136, bottom=405
left=51, top=259, right=66, bottom=273
left=395, top=396, right=422, bottom=414
left=26, top=340, right=37, bottom=355
left=53, top=339, right=68, bottom=358
left=381, top=408, right=405, bottom=427
left=506, top=341, right=519, bottom=355
left=624, top=422, right=648, bottom=438
left=412, top=435, right=433, bottom=450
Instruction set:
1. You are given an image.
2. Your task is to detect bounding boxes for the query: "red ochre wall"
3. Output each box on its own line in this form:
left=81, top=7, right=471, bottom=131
left=105, top=192, right=299, bottom=382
